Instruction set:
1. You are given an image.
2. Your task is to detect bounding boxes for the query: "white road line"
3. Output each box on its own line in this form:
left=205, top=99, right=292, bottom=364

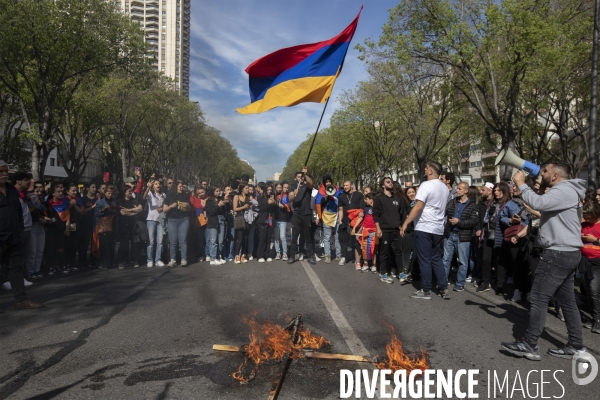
left=301, top=260, right=371, bottom=357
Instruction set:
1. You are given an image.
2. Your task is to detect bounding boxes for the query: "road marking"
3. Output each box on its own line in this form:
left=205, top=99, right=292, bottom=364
left=301, top=261, right=371, bottom=357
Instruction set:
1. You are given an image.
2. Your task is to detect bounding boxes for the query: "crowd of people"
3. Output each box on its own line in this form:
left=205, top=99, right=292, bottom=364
left=1, top=158, right=600, bottom=361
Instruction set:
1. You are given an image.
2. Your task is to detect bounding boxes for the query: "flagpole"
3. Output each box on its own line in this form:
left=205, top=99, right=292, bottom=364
left=303, top=97, right=331, bottom=167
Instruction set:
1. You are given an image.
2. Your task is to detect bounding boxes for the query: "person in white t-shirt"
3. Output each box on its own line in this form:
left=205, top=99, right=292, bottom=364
left=401, top=161, right=450, bottom=300
left=143, top=179, right=166, bottom=268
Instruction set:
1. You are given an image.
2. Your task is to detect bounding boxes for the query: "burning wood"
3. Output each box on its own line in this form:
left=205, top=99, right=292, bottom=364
left=374, top=324, right=429, bottom=374
left=229, top=313, right=330, bottom=384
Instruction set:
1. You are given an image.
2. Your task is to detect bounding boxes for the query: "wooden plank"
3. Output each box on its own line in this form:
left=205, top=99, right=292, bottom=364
left=213, top=345, right=373, bottom=363
left=212, top=344, right=244, bottom=352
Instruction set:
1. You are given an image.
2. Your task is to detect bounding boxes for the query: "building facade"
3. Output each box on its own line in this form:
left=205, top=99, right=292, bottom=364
left=119, top=0, right=190, bottom=96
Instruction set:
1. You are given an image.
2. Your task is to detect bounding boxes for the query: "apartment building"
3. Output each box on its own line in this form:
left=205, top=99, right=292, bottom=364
left=119, top=0, right=191, bottom=96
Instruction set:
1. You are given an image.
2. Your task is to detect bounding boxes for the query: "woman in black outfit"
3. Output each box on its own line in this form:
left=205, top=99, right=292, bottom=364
left=116, top=185, right=143, bottom=269
left=256, top=182, right=276, bottom=262
left=400, top=186, right=418, bottom=282
left=233, top=183, right=251, bottom=264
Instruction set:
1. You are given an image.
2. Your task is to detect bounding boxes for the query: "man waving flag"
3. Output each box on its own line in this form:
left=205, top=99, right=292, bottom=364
left=236, top=7, right=362, bottom=114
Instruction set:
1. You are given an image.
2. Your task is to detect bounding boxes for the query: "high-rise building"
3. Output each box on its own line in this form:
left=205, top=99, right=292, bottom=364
left=118, top=0, right=190, bottom=96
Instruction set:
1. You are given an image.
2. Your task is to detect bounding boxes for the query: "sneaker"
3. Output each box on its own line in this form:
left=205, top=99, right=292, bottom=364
left=391, top=269, right=398, bottom=279
left=258, top=258, right=265, bottom=263
left=338, top=257, right=345, bottom=266
left=380, top=274, right=394, bottom=284
left=241, top=255, right=248, bottom=263
left=548, top=345, right=589, bottom=360
left=410, top=290, right=431, bottom=300
left=147, top=262, right=154, bottom=268
left=167, top=260, right=177, bottom=268
left=98, top=266, right=107, bottom=271
left=71, top=266, right=79, bottom=272
left=287, top=257, right=295, bottom=265
left=266, top=258, right=273, bottom=262
left=133, top=263, right=140, bottom=268
left=282, top=254, right=288, bottom=261
left=324, top=256, right=331, bottom=264
left=439, top=289, right=451, bottom=299
left=335, top=256, right=341, bottom=261
left=476, top=283, right=491, bottom=292
left=510, top=289, right=522, bottom=302
left=501, top=339, right=541, bottom=361
left=405, top=275, right=413, bottom=283
left=205, top=256, right=210, bottom=262
left=227, top=258, right=233, bottom=262
left=399, top=272, right=408, bottom=283
left=361, top=264, right=369, bottom=272
left=370, top=266, right=377, bottom=274
left=275, top=254, right=281, bottom=260
left=156, top=261, right=165, bottom=267
left=118, top=264, right=125, bottom=270
left=181, top=259, right=188, bottom=267
left=219, top=259, right=227, bottom=264
left=473, top=280, right=480, bottom=288
left=61, top=267, right=70, bottom=275
left=47, top=268, right=55, bottom=276
left=2, top=282, right=12, bottom=290
left=298, top=254, right=304, bottom=261
left=24, top=279, right=33, bottom=287
left=307, top=256, right=316, bottom=265
left=495, top=287, right=505, bottom=296
left=249, top=256, right=254, bottom=261
left=234, top=256, right=241, bottom=264
left=453, top=286, right=464, bottom=292
left=210, top=260, right=219, bottom=265
left=355, top=262, right=361, bottom=271
left=466, top=275, right=472, bottom=283
left=314, top=255, right=321, bottom=262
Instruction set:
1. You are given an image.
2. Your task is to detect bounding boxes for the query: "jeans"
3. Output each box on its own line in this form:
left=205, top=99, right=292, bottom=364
left=274, top=221, right=288, bottom=256
left=323, top=223, right=341, bottom=258
left=290, top=214, right=313, bottom=258
left=378, top=230, right=403, bottom=275
left=217, top=215, right=225, bottom=258
left=525, top=249, right=582, bottom=348
left=583, top=257, right=600, bottom=321
left=168, top=217, right=189, bottom=261
left=442, top=232, right=470, bottom=288
left=206, top=228, right=218, bottom=260
left=1, top=242, right=27, bottom=302
left=195, top=225, right=206, bottom=259
left=26, top=222, right=45, bottom=275
left=248, top=224, right=256, bottom=257
left=146, top=220, right=163, bottom=263
left=414, top=230, right=447, bottom=292
left=257, top=223, right=272, bottom=259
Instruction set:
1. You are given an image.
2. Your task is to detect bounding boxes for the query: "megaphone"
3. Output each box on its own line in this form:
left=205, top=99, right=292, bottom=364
left=325, top=184, right=337, bottom=196
left=494, top=148, right=540, bottom=176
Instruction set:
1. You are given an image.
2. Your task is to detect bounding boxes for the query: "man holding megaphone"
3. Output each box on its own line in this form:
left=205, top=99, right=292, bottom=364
left=501, top=162, right=590, bottom=362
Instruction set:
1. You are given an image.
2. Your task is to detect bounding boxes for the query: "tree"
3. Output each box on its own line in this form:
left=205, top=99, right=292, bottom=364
left=0, top=0, right=146, bottom=180
left=363, top=0, right=593, bottom=178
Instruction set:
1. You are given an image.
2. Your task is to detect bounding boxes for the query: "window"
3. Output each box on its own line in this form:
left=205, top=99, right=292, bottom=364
left=473, top=178, right=482, bottom=184
left=50, top=158, right=55, bottom=166
left=469, top=161, right=482, bottom=167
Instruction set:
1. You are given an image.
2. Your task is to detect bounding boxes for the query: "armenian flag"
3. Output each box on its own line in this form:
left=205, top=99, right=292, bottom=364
left=236, top=7, right=362, bottom=114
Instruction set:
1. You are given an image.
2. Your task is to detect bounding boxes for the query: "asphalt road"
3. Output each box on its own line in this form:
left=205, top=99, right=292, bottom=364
left=1, top=258, right=599, bottom=399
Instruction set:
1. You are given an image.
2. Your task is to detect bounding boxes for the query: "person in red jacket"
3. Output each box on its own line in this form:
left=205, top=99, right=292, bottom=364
left=581, top=199, right=600, bottom=333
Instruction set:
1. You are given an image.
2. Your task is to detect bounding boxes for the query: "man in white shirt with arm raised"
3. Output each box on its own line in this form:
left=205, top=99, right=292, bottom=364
left=401, top=162, right=450, bottom=300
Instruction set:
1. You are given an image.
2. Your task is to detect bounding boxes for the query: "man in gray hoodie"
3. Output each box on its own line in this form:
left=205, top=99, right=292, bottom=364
left=502, top=162, right=588, bottom=361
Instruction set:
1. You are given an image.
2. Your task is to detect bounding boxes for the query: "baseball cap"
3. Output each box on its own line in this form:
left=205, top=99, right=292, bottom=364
left=124, top=177, right=135, bottom=183
left=484, top=182, right=494, bottom=190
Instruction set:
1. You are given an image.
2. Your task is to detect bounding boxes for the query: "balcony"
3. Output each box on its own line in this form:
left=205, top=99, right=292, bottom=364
left=481, top=170, right=497, bottom=177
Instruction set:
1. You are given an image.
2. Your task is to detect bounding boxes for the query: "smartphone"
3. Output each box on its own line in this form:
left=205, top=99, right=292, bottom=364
left=103, top=172, right=110, bottom=182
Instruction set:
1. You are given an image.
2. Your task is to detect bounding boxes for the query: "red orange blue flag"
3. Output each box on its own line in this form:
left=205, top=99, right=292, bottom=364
left=236, top=7, right=362, bottom=114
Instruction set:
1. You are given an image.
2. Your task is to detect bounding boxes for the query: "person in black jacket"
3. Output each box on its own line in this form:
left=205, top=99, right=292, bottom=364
left=442, top=182, right=480, bottom=291
left=373, top=177, right=407, bottom=284
left=0, top=162, right=43, bottom=309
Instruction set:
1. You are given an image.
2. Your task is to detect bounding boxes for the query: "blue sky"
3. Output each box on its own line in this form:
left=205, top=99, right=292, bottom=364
left=189, top=0, right=398, bottom=181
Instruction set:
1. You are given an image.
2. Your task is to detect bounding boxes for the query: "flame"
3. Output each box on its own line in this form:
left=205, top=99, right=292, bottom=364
left=232, top=313, right=329, bottom=383
left=374, top=325, right=429, bottom=373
